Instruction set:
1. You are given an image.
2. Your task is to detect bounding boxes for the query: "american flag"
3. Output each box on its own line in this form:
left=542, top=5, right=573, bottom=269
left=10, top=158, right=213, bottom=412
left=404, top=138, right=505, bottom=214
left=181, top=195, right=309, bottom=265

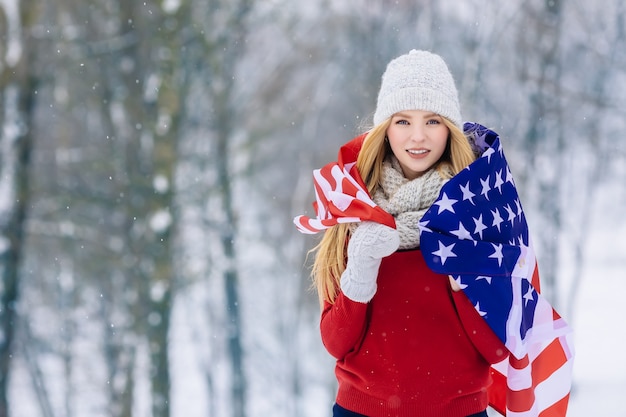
left=293, top=123, right=574, bottom=416
left=293, top=133, right=396, bottom=234
left=419, top=123, right=574, bottom=416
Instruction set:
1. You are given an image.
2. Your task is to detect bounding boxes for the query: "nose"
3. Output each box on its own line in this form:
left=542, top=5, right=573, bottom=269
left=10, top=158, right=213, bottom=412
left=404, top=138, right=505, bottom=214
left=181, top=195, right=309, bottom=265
left=409, top=124, right=426, bottom=141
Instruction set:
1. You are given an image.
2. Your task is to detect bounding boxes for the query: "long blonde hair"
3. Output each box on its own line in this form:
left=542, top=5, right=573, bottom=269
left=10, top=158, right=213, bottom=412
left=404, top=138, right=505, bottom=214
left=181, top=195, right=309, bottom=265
left=310, top=117, right=476, bottom=307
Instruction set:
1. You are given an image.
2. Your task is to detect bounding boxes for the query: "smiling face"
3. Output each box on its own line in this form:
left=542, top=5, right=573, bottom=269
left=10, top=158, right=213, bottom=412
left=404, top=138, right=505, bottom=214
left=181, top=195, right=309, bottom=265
left=386, top=110, right=450, bottom=180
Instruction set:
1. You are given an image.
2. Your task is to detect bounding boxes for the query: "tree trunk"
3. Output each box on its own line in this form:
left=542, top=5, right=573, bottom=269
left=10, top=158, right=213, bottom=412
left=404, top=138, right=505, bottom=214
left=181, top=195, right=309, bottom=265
left=518, top=0, right=564, bottom=304
left=0, top=1, right=38, bottom=414
left=216, top=126, right=247, bottom=417
left=203, top=1, right=252, bottom=415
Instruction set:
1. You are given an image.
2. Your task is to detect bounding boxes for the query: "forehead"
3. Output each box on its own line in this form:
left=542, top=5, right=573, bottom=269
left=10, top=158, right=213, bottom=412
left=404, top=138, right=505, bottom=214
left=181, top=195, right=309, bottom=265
left=392, top=110, right=441, bottom=118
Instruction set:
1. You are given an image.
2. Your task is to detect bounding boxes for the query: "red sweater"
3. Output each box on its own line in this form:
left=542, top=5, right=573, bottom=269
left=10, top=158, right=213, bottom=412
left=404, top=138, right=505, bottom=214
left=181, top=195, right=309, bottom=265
left=321, top=249, right=507, bottom=417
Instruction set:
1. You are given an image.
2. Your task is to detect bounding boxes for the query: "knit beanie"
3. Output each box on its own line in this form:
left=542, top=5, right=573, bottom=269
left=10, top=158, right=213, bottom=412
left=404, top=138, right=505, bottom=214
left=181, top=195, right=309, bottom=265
left=373, top=50, right=462, bottom=129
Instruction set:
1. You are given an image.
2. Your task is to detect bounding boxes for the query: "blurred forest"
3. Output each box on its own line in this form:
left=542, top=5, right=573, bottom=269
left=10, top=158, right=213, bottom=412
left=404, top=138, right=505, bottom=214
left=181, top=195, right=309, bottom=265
left=0, top=0, right=625, bottom=417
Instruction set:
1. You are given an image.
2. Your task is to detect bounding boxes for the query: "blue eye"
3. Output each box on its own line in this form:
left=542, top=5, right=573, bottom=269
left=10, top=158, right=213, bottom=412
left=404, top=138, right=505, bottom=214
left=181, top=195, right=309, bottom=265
left=426, top=119, right=441, bottom=125
left=395, top=119, right=409, bottom=125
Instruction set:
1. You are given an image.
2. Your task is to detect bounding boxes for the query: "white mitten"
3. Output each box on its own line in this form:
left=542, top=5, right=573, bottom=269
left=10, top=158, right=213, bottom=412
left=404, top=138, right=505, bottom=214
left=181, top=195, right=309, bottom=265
left=340, top=221, right=400, bottom=303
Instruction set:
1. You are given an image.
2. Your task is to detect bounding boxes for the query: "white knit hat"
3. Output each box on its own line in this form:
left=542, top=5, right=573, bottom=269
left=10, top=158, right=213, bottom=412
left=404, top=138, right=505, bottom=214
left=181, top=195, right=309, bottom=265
left=373, top=50, right=462, bottom=129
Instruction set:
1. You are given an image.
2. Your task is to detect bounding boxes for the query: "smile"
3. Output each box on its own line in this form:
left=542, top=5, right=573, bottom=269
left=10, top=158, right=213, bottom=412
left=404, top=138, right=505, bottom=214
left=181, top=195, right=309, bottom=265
left=407, top=149, right=428, bottom=155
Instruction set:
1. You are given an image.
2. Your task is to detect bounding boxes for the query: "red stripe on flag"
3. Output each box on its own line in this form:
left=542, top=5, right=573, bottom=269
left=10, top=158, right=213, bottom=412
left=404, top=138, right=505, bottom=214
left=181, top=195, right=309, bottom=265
left=509, top=353, right=529, bottom=370
left=295, top=219, right=317, bottom=234
left=507, top=354, right=535, bottom=413
left=508, top=385, right=536, bottom=413
left=532, top=338, right=567, bottom=386
left=538, top=393, right=570, bottom=417
left=531, top=262, right=541, bottom=292
left=504, top=338, right=569, bottom=414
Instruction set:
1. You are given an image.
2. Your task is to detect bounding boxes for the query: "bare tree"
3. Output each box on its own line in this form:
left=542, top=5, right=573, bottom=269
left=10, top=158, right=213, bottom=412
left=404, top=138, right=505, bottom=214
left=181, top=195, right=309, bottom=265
left=0, top=1, right=39, bottom=416
left=200, top=1, right=253, bottom=415
left=93, top=2, right=193, bottom=416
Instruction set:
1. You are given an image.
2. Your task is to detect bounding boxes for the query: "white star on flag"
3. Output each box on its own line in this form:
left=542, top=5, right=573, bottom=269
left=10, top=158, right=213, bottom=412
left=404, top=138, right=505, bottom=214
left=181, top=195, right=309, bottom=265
left=452, top=275, right=468, bottom=290
left=505, top=204, right=516, bottom=224
left=480, top=177, right=491, bottom=200
left=473, top=214, right=487, bottom=239
left=432, top=241, right=457, bottom=265
left=434, top=192, right=457, bottom=214
left=450, top=221, right=473, bottom=241
left=459, top=182, right=476, bottom=205
left=489, top=243, right=504, bottom=266
left=477, top=275, right=493, bottom=284
left=474, top=301, right=487, bottom=317
left=523, top=287, right=535, bottom=306
left=491, top=208, right=504, bottom=232
left=418, top=219, right=432, bottom=233
left=482, top=146, right=495, bottom=163
left=505, top=166, right=514, bottom=184
left=515, top=199, right=523, bottom=220
left=494, top=170, right=505, bottom=194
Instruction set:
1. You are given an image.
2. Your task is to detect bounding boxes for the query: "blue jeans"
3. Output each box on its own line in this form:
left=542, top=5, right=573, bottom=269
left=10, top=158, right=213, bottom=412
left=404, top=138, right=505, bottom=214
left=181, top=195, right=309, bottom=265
left=332, top=403, right=489, bottom=417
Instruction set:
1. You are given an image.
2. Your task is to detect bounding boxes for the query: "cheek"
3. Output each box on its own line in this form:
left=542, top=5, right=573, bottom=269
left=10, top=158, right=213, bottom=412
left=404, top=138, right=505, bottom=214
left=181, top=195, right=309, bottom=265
left=388, top=138, right=406, bottom=158
left=386, top=130, right=403, bottom=149
left=434, top=130, right=450, bottom=153
left=438, top=135, right=450, bottom=149
left=385, top=126, right=397, bottom=141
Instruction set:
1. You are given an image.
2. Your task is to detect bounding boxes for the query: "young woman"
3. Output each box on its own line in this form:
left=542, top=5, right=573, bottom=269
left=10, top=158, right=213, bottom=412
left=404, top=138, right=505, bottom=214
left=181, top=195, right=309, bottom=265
left=310, top=50, right=507, bottom=417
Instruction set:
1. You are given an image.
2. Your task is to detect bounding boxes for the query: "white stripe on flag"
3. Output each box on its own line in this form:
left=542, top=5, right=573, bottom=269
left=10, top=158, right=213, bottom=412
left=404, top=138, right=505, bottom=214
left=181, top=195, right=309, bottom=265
left=534, top=355, right=573, bottom=413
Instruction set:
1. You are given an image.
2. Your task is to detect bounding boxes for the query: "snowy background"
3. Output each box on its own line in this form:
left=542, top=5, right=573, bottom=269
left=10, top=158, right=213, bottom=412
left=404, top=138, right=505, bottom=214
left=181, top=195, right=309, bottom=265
left=1, top=0, right=625, bottom=416
left=564, top=180, right=626, bottom=417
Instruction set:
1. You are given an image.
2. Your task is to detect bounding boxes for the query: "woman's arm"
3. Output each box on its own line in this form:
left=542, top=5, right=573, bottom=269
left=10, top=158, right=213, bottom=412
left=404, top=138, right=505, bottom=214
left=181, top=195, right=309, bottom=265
left=320, top=222, right=398, bottom=359
left=320, top=292, right=369, bottom=360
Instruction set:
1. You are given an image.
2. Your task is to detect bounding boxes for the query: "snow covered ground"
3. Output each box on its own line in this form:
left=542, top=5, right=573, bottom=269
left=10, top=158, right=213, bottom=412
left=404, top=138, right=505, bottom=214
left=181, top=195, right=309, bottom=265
left=565, top=185, right=626, bottom=417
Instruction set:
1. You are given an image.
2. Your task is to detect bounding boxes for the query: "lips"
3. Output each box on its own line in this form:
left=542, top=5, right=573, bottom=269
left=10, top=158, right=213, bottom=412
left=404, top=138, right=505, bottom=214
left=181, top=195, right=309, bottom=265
left=407, top=149, right=428, bottom=155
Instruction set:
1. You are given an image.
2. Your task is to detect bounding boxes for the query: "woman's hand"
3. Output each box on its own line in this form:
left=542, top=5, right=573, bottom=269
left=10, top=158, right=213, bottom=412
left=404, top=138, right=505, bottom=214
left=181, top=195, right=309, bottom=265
left=340, top=222, right=400, bottom=303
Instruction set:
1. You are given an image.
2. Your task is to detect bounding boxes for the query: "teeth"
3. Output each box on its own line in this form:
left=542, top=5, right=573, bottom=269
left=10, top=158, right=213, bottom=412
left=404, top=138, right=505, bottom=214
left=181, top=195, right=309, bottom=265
left=408, top=149, right=427, bottom=154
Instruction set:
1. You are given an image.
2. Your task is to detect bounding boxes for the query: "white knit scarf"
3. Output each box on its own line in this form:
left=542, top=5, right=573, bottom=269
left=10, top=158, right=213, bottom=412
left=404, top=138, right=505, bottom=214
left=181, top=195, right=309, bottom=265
left=372, top=156, right=447, bottom=250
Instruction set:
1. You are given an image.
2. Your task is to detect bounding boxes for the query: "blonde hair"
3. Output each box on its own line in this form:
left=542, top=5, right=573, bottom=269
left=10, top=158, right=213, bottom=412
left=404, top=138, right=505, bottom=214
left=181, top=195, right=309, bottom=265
left=310, top=117, right=476, bottom=308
